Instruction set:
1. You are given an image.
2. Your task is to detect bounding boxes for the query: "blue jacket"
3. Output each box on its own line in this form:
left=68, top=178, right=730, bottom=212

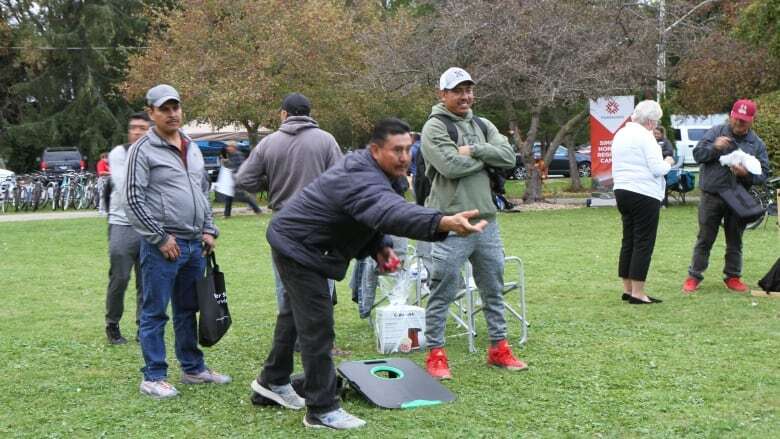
left=693, top=124, right=770, bottom=193
left=267, top=149, right=447, bottom=280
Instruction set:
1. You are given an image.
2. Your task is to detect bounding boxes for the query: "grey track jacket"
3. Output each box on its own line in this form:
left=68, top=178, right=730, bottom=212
left=235, top=116, right=342, bottom=211
left=124, top=128, right=218, bottom=246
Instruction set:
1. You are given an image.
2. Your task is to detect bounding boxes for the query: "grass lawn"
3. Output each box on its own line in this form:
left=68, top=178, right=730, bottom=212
left=0, top=206, right=778, bottom=438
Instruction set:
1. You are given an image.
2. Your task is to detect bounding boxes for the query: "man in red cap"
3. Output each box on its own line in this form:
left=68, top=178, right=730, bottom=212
left=682, top=99, right=771, bottom=294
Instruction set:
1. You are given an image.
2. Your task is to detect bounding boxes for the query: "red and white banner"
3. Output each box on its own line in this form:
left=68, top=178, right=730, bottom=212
left=589, top=96, right=634, bottom=181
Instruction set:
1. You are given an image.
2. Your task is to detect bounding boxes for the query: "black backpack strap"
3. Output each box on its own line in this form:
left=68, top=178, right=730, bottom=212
left=472, top=116, right=489, bottom=141
left=429, top=114, right=459, bottom=144
left=429, top=113, right=489, bottom=145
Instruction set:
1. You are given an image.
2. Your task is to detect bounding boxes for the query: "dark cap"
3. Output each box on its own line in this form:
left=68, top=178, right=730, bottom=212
left=281, top=93, right=311, bottom=116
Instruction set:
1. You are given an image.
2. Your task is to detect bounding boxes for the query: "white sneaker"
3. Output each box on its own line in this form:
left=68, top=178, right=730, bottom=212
left=250, top=380, right=305, bottom=410
left=140, top=380, right=178, bottom=399
left=303, top=408, right=366, bottom=430
left=181, top=368, right=231, bottom=384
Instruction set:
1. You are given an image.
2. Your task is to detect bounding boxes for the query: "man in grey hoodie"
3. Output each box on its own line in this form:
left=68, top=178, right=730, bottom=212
left=124, top=84, right=230, bottom=399
left=236, top=93, right=342, bottom=310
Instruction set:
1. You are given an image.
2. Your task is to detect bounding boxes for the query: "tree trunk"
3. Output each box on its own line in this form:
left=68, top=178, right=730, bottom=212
left=542, top=109, right=588, bottom=166
left=242, top=120, right=261, bottom=146
left=522, top=107, right=543, bottom=203
left=566, top=135, right=583, bottom=191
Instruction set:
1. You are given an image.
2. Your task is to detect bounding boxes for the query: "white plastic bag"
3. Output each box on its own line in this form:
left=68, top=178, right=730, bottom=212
left=719, top=150, right=762, bottom=175
left=214, top=166, right=235, bottom=197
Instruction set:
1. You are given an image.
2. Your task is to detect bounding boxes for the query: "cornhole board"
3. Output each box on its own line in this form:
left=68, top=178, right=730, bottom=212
left=337, top=358, right=456, bottom=409
left=751, top=290, right=780, bottom=299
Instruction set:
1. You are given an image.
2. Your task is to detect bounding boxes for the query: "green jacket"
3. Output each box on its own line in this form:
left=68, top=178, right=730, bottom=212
left=420, top=104, right=515, bottom=219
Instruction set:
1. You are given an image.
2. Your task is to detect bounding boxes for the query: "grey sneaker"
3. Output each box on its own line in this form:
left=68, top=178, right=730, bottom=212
left=250, top=380, right=305, bottom=410
left=303, top=408, right=366, bottom=430
left=140, top=380, right=178, bottom=399
left=181, top=368, right=231, bottom=384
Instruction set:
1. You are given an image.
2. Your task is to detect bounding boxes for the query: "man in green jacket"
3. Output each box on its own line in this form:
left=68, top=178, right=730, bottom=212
left=421, top=67, right=527, bottom=380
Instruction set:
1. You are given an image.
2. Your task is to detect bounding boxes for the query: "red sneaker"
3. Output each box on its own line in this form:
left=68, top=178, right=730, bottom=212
left=682, top=277, right=700, bottom=294
left=425, top=348, right=452, bottom=380
left=487, top=340, right=527, bottom=371
left=724, top=277, right=749, bottom=293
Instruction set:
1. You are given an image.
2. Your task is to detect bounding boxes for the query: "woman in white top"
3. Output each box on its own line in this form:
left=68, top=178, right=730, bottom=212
left=611, top=100, right=675, bottom=304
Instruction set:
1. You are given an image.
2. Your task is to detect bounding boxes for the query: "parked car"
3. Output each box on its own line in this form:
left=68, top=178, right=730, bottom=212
left=195, top=140, right=228, bottom=182
left=38, top=147, right=86, bottom=174
left=671, top=113, right=727, bottom=165
left=509, top=145, right=591, bottom=179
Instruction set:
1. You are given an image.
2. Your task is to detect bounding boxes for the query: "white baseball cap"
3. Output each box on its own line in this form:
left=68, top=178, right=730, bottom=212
left=439, top=67, right=474, bottom=90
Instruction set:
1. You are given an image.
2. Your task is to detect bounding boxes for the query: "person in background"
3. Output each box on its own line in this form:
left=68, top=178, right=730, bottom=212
left=220, top=140, right=261, bottom=217
left=611, top=100, right=675, bottom=304
left=653, top=126, right=676, bottom=207
left=104, top=112, right=150, bottom=344
left=96, top=152, right=111, bottom=215
left=653, top=126, right=676, bottom=159
left=235, top=92, right=342, bottom=312
left=681, top=99, right=770, bottom=294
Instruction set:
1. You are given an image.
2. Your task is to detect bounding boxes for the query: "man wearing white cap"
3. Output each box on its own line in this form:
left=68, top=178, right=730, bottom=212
left=420, top=68, right=526, bottom=380
left=124, top=84, right=230, bottom=398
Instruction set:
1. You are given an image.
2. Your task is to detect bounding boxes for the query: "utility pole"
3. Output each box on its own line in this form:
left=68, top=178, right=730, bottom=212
left=657, top=0, right=666, bottom=101
left=656, top=0, right=720, bottom=101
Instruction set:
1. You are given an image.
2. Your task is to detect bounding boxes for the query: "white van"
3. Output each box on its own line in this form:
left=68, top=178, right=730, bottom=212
left=671, top=114, right=728, bottom=165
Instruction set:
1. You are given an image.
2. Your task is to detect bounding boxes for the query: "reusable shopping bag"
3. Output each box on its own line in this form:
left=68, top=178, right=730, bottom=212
left=197, top=252, right=231, bottom=346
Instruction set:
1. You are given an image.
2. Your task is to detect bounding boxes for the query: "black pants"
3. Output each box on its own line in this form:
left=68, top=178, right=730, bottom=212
left=259, top=250, right=338, bottom=414
left=688, top=191, right=745, bottom=280
left=224, top=190, right=260, bottom=217
left=615, top=189, right=661, bottom=282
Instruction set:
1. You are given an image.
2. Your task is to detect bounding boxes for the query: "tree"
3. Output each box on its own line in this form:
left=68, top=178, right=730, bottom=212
left=389, top=0, right=657, bottom=201
left=672, top=0, right=780, bottom=114
left=0, top=0, right=173, bottom=172
left=125, top=0, right=371, bottom=146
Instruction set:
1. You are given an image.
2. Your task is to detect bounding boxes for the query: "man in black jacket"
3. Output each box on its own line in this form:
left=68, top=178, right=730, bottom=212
left=252, top=118, right=486, bottom=430
left=682, top=99, right=770, bottom=294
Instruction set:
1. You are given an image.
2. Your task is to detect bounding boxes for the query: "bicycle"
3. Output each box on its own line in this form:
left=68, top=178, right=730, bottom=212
left=59, top=172, right=78, bottom=210
left=746, top=175, right=780, bottom=230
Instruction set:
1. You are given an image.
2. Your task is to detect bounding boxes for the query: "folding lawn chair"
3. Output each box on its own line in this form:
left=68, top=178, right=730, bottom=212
left=409, top=244, right=529, bottom=353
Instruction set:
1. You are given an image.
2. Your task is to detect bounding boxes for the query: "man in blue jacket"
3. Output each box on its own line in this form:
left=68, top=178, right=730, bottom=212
left=252, top=118, right=486, bottom=430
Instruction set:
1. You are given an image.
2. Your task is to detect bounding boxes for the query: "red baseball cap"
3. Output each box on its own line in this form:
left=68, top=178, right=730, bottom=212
left=730, top=99, right=756, bottom=122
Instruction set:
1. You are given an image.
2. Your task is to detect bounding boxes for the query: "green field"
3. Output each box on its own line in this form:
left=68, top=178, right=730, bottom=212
left=0, top=206, right=777, bottom=438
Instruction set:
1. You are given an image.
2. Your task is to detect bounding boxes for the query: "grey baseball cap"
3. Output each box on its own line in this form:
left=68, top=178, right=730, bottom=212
left=146, top=84, right=181, bottom=108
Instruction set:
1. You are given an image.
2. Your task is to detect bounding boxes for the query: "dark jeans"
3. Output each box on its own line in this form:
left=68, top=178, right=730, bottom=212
left=224, top=190, right=260, bottom=217
left=105, top=224, right=143, bottom=326
left=259, top=250, right=338, bottom=414
left=615, top=189, right=661, bottom=282
left=688, top=191, right=745, bottom=280
left=138, top=238, right=206, bottom=381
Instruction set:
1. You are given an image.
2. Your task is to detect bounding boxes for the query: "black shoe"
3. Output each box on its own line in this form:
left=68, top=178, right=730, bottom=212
left=628, top=296, right=663, bottom=304
left=106, top=324, right=128, bottom=344
left=621, top=293, right=631, bottom=301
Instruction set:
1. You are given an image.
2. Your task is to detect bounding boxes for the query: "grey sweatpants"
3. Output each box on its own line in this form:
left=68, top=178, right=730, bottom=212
left=425, top=220, right=506, bottom=348
left=105, top=224, right=143, bottom=326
